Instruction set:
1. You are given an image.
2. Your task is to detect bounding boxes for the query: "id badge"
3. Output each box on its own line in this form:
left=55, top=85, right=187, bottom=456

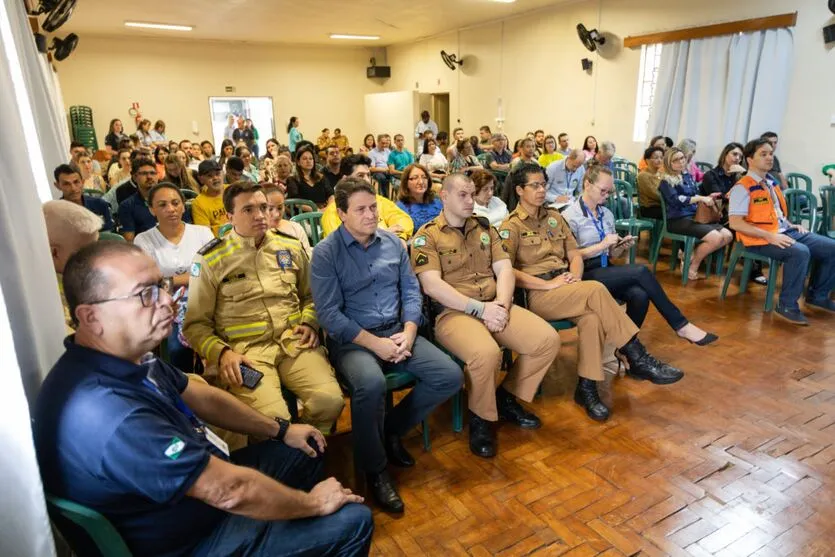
left=600, top=253, right=608, bottom=268
left=205, top=427, right=230, bottom=456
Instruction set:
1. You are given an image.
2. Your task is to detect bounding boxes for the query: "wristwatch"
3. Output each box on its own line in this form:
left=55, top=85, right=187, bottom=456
left=272, top=417, right=290, bottom=441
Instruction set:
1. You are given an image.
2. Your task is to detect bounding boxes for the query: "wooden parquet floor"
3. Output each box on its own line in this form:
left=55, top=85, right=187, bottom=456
left=324, top=251, right=835, bottom=556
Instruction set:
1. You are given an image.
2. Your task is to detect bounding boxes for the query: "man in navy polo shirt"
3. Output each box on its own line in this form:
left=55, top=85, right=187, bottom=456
left=34, top=241, right=373, bottom=557
left=118, top=158, right=159, bottom=241
left=53, top=163, right=114, bottom=231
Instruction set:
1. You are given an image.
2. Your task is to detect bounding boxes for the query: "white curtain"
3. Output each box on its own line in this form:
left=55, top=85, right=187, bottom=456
left=0, top=0, right=74, bottom=554
left=647, top=28, right=794, bottom=165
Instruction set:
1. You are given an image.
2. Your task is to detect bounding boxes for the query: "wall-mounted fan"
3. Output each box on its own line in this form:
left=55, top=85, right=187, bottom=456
left=830, top=0, right=835, bottom=15
left=29, top=0, right=77, bottom=32
left=577, top=23, right=605, bottom=52
left=440, top=50, right=463, bottom=71
left=35, top=32, right=79, bottom=61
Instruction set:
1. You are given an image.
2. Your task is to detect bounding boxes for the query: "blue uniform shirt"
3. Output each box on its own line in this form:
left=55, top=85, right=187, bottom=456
left=118, top=191, right=157, bottom=235
left=80, top=194, right=115, bottom=231
left=311, top=225, right=423, bottom=344
left=34, top=338, right=226, bottom=557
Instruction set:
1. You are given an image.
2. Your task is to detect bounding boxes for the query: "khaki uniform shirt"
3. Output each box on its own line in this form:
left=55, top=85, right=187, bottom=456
left=499, top=205, right=577, bottom=277
left=410, top=212, right=508, bottom=302
left=183, top=229, right=318, bottom=365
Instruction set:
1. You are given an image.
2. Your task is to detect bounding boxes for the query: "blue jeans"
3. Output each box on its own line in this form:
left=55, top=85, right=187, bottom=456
left=193, top=442, right=373, bottom=556
left=747, top=230, right=835, bottom=310
left=372, top=172, right=390, bottom=197
left=583, top=261, right=688, bottom=331
left=328, top=325, right=463, bottom=473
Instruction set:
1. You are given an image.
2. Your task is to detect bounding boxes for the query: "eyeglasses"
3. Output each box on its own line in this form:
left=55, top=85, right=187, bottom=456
left=88, top=281, right=169, bottom=308
left=525, top=181, right=547, bottom=190
left=136, top=170, right=157, bottom=177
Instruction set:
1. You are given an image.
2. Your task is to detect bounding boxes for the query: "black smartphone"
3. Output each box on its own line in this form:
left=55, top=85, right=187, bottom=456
left=239, top=365, right=264, bottom=389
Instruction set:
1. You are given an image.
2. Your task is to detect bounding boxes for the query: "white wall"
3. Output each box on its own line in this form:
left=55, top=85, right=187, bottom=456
left=384, top=0, right=835, bottom=181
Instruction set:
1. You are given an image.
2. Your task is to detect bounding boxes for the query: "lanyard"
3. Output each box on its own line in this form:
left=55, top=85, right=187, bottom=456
left=580, top=198, right=608, bottom=267
left=142, top=376, right=204, bottom=432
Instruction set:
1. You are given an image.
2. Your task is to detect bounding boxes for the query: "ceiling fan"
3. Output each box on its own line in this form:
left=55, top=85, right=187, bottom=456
left=28, top=0, right=77, bottom=32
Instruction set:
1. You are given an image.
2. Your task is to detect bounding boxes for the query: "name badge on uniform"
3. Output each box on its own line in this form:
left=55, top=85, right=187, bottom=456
left=205, top=427, right=230, bottom=456
left=277, top=250, right=293, bottom=270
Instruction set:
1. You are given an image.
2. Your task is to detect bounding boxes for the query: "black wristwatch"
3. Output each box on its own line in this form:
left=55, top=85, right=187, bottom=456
left=272, top=417, right=290, bottom=441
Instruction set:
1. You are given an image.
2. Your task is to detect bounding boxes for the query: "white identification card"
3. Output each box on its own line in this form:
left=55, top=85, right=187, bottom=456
left=205, top=427, right=230, bottom=456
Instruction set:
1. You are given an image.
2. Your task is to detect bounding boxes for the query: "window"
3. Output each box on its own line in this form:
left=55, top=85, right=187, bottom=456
left=632, top=43, right=663, bottom=143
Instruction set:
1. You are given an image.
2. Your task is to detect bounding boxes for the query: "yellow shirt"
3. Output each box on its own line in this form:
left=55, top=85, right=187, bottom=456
left=538, top=152, right=564, bottom=167
left=321, top=195, right=414, bottom=241
left=192, top=192, right=228, bottom=236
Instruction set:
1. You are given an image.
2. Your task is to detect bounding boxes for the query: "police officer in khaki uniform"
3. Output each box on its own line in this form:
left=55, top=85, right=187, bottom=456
left=184, top=182, right=344, bottom=433
left=411, top=174, right=559, bottom=458
left=500, top=163, right=684, bottom=422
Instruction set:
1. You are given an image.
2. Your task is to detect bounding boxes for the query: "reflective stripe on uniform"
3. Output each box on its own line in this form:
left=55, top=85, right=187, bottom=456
left=200, top=336, right=224, bottom=357
left=286, top=312, right=302, bottom=325
left=221, top=321, right=269, bottom=339
left=205, top=240, right=242, bottom=267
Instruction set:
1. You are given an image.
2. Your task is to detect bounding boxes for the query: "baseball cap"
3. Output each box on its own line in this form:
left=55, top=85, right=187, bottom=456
left=198, top=159, right=222, bottom=175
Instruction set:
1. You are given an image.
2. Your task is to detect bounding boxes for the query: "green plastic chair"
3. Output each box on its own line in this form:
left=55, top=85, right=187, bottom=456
left=290, top=211, right=323, bottom=246
left=650, top=194, right=723, bottom=285
left=609, top=179, right=656, bottom=264
left=786, top=173, right=812, bottom=194
left=720, top=242, right=782, bottom=313
left=386, top=372, right=431, bottom=449
left=218, top=223, right=233, bottom=238
left=783, top=188, right=817, bottom=232
left=284, top=198, right=317, bottom=217
left=84, top=188, right=104, bottom=198
left=476, top=152, right=491, bottom=167
left=613, top=160, right=638, bottom=177
left=695, top=161, right=713, bottom=174
left=818, top=185, right=835, bottom=238
left=46, top=494, right=132, bottom=557
left=180, top=188, right=199, bottom=200
left=98, top=231, right=126, bottom=242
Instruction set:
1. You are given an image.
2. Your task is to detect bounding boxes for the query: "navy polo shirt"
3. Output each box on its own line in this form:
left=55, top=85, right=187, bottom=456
left=33, top=338, right=227, bottom=556
left=80, top=194, right=115, bottom=231
left=118, top=192, right=156, bottom=235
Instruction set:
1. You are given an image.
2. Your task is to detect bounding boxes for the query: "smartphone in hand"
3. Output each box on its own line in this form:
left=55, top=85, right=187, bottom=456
left=239, top=365, right=264, bottom=389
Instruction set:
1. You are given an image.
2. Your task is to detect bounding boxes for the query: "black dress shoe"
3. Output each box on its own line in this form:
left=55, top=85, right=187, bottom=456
left=384, top=433, right=415, bottom=468
left=573, top=378, right=610, bottom=422
left=619, top=336, right=684, bottom=385
left=496, top=387, right=541, bottom=429
left=366, top=470, right=404, bottom=514
left=468, top=412, right=496, bottom=458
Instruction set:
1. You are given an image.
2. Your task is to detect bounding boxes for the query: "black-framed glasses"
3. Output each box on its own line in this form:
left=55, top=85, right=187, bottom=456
left=88, top=280, right=169, bottom=308
left=525, top=181, right=547, bottom=190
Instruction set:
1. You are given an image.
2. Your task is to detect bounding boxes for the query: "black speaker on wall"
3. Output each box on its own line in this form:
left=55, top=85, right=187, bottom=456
left=824, top=23, right=835, bottom=44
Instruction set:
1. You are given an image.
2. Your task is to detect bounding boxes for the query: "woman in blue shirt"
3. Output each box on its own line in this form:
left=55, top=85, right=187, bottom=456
left=658, top=148, right=733, bottom=281
left=287, top=116, right=303, bottom=155
left=563, top=165, right=717, bottom=346
left=395, top=163, right=442, bottom=231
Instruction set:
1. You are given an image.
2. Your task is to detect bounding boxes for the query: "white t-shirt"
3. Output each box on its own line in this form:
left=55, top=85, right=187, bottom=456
left=134, top=223, right=214, bottom=277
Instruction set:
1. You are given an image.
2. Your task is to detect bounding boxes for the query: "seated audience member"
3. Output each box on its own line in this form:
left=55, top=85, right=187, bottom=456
left=369, top=134, right=393, bottom=197
left=538, top=135, right=564, bottom=168
left=259, top=138, right=281, bottom=183
left=153, top=145, right=169, bottom=181
left=134, top=184, right=214, bottom=370
left=286, top=145, right=334, bottom=209
left=471, top=169, right=509, bottom=227
left=760, top=132, right=788, bottom=189
left=500, top=164, right=684, bottom=422
left=359, top=133, right=375, bottom=155
left=42, top=200, right=101, bottom=332
left=446, top=127, right=466, bottom=158
left=135, top=119, right=154, bottom=148
left=316, top=128, right=331, bottom=158
left=311, top=177, right=462, bottom=513
left=192, top=160, right=228, bottom=236
left=469, top=136, right=483, bottom=156
left=149, top=120, right=166, bottom=144
left=102, top=155, right=143, bottom=214
left=272, top=154, right=295, bottom=192
left=265, top=187, right=312, bottom=257
left=69, top=141, right=102, bottom=177
left=34, top=241, right=372, bottom=557
left=659, top=148, right=733, bottom=281
left=556, top=133, right=571, bottom=157
left=637, top=136, right=668, bottom=171
left=332, top=128, right=350, bottom=155
left=321, top=155, right=413, bottom=242
left=563, top=165, right=718, bottom=345
left=168, top=139, right=179, bottom=153
left=108, top=148, right=133, bottom=187
left=419, top=138, right=448, bottom=177
left=478, top=126, right=493, bottom=151
left=637, top=146, right=666, bottom=220
left=533, top=129, right=546, bottom=157
left=104, top=118, right=128, bottom=155
left=218, top=139, right=235, bottom=169
left=449, top=139, right=483, bottom=174
left=594, top=141, right=617, bottom=170
left=395, top=164, right=442, bottom=230
left=544, top=149, right=587, bottom=207
left=200, top=141, right=216, bottom=162
left=582, top=135, right=599, bottom=160
left=387, top=134, right=415, bottom=180
left=412, top=174, right=559, bottom=457
left=235, top=145, right=259, bottom=183
left=118, top=158, right=160, bottom=241
left=224, top=155, right=247, bottom=184
left=488, top=134, right=512, bottom=172
left=54, top=164, right=113, bottom=231
left=678, top=138, right=703, bottom=183
left=701, top=142, right=746, bottom=224
left=76, top=152, right=108, bottom=194
left=728, top=139, right=835, bottom=325
left=184, top=182, right=345, bottom=430
left=510, top=138, right=540, bottom=169
left=436, top=131, right=450, bottom=158
left=322, top=145, right=346, bottom=191
left=164, top=153, right=201, bottom=194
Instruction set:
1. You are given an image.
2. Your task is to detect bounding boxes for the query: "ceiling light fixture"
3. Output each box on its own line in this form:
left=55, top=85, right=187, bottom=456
left=124, top=21, right=193, bottom=32
left=491, top=0, right=517, bottom=3
left=329, top=34, right=380, bottom=40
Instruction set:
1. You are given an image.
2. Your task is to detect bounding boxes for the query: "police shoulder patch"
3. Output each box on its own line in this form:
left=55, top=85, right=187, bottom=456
left=197, top=237, right=223, bottom=256
left=164, top=436, right=185, bottom=460
left=415, top=253, right=429, bottom=266
left=413, top=235, right=427, bottom=248
left=499, top=229, right=511, bottom=239
left=190, top=262, right=202, bottom=277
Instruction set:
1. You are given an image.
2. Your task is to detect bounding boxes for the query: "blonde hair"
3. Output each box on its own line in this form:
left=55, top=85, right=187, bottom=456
left=661, top=147, right=685, bottom=186
left=164, top=153, right=200, bottom=193
left=43, top=200, right=102, bottom=241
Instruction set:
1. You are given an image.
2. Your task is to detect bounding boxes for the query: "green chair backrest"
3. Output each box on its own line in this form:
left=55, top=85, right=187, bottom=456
left=46, top=494, right=132, bottom=557
left=695, top=161, right=713, bottom=174
left=291, top=211, right=324, bottom=246
left=783, top=188, right=817, bottom=231
left=476, top=152, right=491, bottom=166
left=786, top=173, right=812, bottom=193
left=180, top=188, right=199, bottom=200
left=84, top=188, right=104, bottom=198
left=98, top=231, right=126, bottom=242
left=819, top=185, right=835, bottom=235
left=613, top=179, right=636, bottom=219
left=613, top=160, right=638, bottom=176
left=218, top=223, right=233, bottom=238
left=284, top=198, right=318, bottom=217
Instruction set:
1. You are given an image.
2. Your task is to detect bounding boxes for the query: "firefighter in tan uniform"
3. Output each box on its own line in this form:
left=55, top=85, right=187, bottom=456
left=500, top=163, right=684, bottom=422
left=411, top=174, right=559, bottom=459
left=184, top=183, right=344, bottom=433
